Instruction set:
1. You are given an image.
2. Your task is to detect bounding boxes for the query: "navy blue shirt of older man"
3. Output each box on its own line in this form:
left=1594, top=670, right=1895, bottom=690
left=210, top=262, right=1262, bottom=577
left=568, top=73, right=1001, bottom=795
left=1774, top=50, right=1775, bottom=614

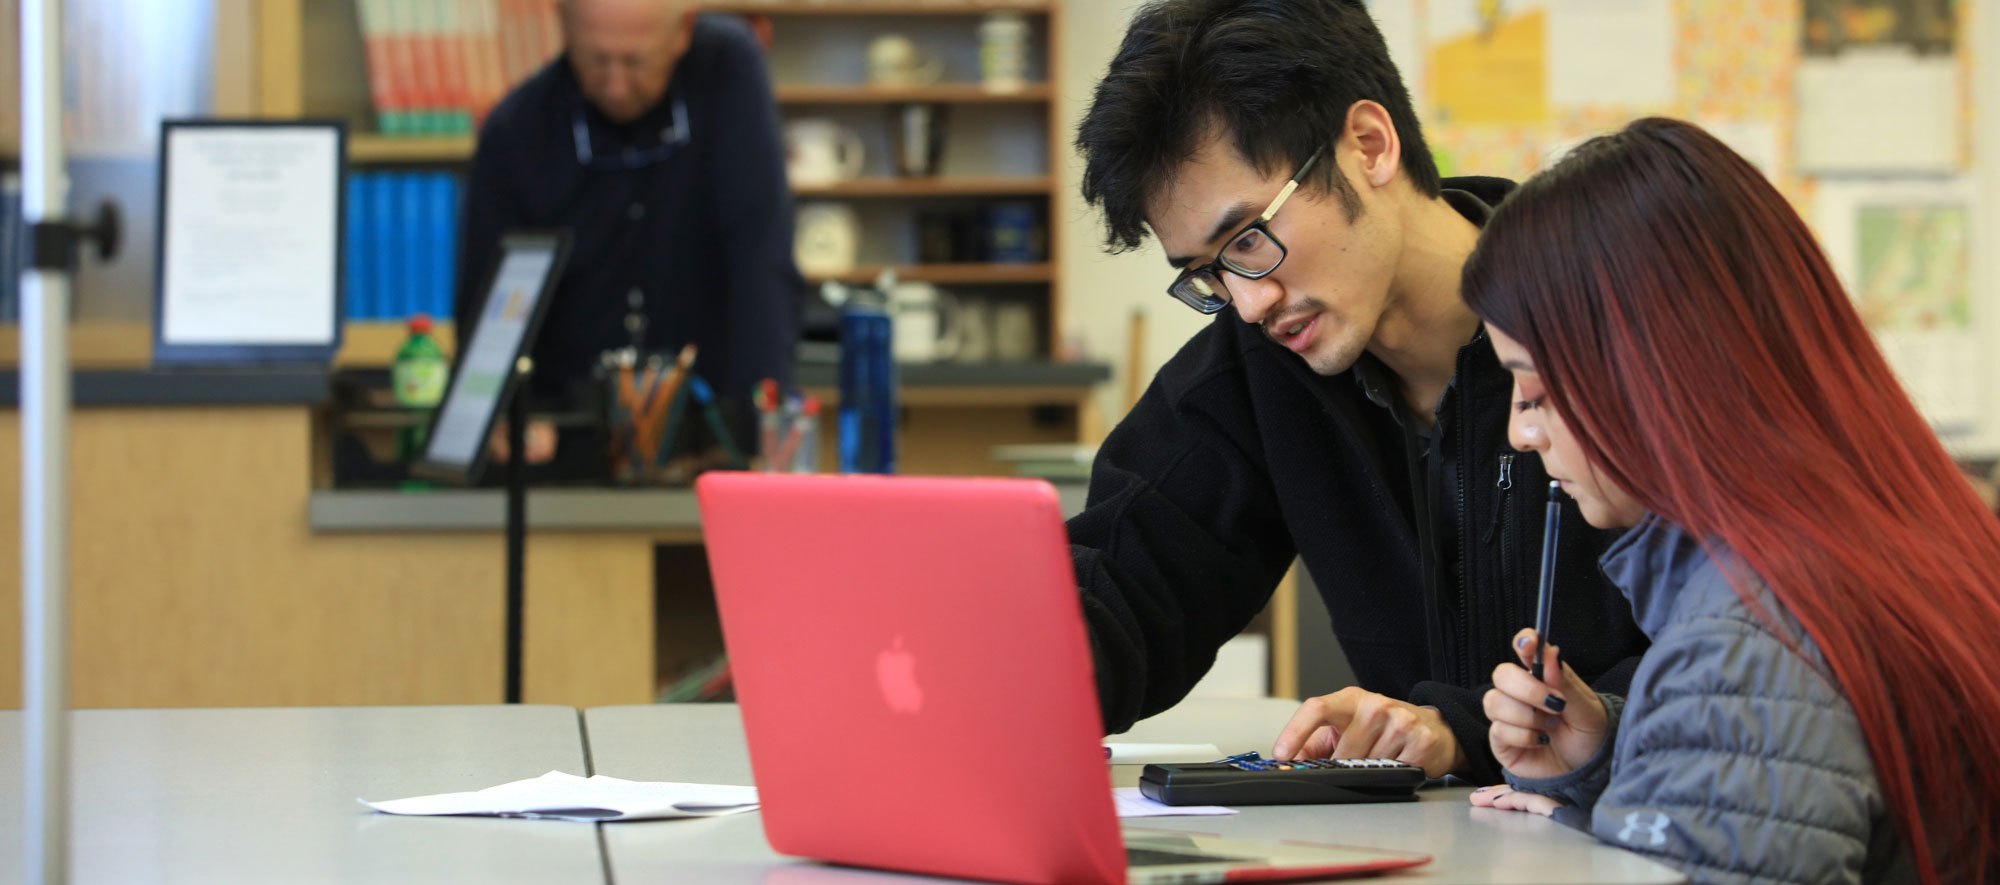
left=454, top=13, right=800, bottom=408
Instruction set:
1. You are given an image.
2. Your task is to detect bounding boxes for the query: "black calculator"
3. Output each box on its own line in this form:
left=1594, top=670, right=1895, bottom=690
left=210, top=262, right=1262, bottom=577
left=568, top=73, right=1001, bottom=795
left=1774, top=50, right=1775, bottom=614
left=1138, top=754, right=1426, bottom=806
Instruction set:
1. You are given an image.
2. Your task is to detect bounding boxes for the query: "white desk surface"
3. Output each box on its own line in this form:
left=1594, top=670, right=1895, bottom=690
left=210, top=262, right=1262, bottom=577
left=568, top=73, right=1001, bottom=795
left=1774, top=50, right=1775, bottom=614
left=0, top=705, right=604, bottom=884
left=583, top=698, right=1684, bottom=885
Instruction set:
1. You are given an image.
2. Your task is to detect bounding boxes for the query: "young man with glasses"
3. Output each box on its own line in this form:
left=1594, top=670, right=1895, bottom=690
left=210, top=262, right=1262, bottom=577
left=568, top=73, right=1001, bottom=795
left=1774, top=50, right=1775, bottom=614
left=456, top=0, right=798, bottom=467
left=1070, top=0, right=1648, bottom=784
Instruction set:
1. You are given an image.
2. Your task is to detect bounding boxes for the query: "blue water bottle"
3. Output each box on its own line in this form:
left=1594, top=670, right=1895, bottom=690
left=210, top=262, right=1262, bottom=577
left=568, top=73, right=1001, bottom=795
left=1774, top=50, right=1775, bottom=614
left=837, top=296, right=897, bottom=473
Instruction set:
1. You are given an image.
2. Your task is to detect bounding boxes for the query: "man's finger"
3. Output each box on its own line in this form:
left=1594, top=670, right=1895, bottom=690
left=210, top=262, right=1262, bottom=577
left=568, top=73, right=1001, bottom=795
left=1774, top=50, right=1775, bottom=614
left=1331, top=700, right=1389, bottom=758
left=1370, top=728, right=1411, bottom=762
left=1299, top=725, right=1338, bottom=759
left=1280, top=696, right=1344, bottom=756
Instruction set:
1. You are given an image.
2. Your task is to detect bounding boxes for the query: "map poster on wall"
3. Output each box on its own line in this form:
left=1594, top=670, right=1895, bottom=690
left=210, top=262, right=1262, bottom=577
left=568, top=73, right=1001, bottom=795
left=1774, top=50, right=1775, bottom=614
left=1815, top=178, right=1984, bottom=436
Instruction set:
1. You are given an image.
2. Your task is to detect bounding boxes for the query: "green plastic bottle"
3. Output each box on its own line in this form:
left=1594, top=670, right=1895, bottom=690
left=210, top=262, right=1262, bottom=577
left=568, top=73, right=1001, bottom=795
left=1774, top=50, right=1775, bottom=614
left=392, top=314, right=449, bottom=464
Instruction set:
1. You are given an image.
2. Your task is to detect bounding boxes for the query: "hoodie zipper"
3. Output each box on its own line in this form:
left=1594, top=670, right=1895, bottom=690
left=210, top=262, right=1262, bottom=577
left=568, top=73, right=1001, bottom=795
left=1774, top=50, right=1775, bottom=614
left=1484, top=454, right=1515, bottom=543
left=1454, top=389, right=1476, bottom=688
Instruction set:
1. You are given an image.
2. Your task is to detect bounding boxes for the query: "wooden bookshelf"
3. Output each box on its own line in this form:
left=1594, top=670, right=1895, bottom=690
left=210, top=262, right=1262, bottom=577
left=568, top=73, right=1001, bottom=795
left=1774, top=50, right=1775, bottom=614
left=775, top=83, right=1051, bottom=104
left=805, top=262, right=1052, bottom=286
left=705, top=1, right=1050, bottom=14
left=793, top=175, right=1050, bottom=197
left=348, top=135, right=475, bottom=163
left=336, top=320, right=457, bottom=365
left=0, top=321, right=152, bottom=369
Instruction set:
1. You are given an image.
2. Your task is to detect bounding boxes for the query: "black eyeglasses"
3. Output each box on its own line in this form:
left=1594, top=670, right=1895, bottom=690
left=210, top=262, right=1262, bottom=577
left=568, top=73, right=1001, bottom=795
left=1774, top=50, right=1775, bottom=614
left=1167, top=146, right=1325, bottom=314
left=571, top=95, right=691, bottom=170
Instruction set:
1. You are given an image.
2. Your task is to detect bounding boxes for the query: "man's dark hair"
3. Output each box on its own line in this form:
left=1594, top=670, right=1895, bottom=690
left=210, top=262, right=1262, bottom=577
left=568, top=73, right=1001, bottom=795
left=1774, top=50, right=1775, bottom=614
left=1076, top=0, right=1442, bottom=252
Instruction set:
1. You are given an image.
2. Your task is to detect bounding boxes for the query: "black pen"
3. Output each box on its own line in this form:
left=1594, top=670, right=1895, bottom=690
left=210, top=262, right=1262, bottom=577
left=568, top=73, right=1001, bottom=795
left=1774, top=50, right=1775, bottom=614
left=1532, top=480, right=1564, bottom=682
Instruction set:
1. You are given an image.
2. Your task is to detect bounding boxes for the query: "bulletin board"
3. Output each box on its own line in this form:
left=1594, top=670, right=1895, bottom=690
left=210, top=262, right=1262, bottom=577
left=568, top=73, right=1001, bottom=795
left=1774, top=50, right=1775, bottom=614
left=1365, top=0, right=2000, bottom=455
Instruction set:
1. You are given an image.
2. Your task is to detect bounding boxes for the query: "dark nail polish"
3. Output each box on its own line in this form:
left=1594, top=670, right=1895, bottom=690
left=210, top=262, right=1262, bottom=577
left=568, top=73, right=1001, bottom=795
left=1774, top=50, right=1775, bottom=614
left=1545, top=694, right=1567, bottom=713
left=1537, top=733, right=1550, bottom=746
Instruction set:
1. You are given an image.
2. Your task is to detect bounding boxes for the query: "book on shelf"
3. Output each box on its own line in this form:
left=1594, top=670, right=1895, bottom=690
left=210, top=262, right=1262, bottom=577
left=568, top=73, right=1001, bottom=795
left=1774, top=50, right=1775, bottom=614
left=345, top=171, right=460, bottom=322
left=355, top=0, right=561, bottom=138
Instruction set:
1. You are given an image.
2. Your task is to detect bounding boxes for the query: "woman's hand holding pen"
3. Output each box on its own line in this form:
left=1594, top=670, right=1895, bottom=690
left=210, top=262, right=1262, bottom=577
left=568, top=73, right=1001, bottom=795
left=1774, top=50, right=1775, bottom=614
left=1483, top=628, right=1606, bottom=780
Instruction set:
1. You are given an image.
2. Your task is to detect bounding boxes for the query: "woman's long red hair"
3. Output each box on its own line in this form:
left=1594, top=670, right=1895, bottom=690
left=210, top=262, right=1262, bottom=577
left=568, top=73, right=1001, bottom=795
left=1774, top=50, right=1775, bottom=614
left=1463, top=117, right=2000, bottom=881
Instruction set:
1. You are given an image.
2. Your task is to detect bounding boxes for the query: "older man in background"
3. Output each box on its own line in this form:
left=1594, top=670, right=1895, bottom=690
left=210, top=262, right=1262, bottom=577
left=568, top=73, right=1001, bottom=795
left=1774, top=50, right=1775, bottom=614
left=456, top=0, right=799, bottom=468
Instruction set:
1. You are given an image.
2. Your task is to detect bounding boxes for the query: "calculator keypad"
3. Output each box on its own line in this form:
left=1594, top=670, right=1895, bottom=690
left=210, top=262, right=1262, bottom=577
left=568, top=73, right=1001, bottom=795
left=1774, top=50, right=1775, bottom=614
left=1228, top=757, right=1411, bottom=771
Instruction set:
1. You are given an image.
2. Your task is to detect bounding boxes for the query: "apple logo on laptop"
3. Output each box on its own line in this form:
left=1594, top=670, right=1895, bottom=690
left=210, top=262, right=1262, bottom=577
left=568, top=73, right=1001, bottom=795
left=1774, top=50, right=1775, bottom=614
left=876, top=635, right=923, bottom=714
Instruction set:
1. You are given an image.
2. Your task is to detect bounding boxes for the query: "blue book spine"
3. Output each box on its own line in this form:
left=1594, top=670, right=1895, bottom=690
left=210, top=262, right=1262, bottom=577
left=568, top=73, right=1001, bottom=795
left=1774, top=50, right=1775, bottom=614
left=401, top=172, right=426, bottom=320
left=433, top=173, right=457, bottom=321
left=419, top=172, right=439, bottom=321
left=344, top=174, right=371, bottom=320
left=371, top=173, right=399, bottom=322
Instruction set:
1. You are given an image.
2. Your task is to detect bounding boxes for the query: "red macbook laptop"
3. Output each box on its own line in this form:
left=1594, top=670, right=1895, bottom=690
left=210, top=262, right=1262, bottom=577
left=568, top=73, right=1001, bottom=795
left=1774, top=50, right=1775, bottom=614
left=697, top=473, right=1431, bottom=884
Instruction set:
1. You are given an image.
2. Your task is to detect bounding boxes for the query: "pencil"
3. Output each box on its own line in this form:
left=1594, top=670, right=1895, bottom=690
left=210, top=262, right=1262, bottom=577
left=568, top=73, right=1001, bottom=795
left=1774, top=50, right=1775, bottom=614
left=689, top=376, right=747, bottom=469
left=1532, top=480, right=1564, bottom=682
left=640, top=345, right=699, bottom=471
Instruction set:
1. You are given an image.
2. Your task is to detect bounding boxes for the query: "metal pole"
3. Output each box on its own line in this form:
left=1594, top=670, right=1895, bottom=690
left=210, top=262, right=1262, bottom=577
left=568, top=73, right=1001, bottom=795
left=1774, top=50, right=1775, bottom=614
left=504, top=359, right=530, bottom=704
left=20, top=0, right=71, bottom=880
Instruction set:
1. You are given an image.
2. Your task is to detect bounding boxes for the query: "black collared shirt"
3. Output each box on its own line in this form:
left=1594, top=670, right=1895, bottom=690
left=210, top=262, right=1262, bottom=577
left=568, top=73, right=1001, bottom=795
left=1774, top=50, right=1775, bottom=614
left=1348, top=188, right=1499, bottom=619
left=455, top=15, right=800, bottom=401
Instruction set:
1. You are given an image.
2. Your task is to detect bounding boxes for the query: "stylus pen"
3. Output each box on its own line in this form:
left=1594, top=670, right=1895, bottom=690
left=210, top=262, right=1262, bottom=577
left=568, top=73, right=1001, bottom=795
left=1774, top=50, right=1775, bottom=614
left=1532, top=480, right=1564, bottom=682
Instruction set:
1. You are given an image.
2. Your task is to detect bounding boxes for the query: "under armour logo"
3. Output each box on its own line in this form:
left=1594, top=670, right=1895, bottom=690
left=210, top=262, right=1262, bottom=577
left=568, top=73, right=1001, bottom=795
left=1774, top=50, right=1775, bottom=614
left=1618, top=812, right=1670, bottom=847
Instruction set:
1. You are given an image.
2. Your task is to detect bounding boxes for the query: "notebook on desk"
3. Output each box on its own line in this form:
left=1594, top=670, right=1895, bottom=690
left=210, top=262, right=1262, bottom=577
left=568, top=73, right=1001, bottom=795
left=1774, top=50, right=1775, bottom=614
left=697, top=473, right=1430, bottom=885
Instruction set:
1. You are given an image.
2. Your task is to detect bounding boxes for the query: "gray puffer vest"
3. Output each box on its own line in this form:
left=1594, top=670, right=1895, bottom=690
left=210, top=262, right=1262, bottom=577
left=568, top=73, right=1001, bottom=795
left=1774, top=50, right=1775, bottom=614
left=1505, top=516, right=1916, bottom=884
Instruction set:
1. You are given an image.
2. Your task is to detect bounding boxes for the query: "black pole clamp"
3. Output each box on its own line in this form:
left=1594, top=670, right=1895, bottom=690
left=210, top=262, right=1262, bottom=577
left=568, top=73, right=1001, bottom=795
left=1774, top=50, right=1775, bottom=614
left=27, top=200, right=121, bottom=272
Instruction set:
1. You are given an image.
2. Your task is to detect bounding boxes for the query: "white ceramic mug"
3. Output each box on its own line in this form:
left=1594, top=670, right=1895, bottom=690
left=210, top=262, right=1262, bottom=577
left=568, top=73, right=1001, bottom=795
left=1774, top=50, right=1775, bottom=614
left=952, top=296, right=994, bottom=363
left=889, top=281, right=961, bottom=363
left=867, top=34, right=945, bottom=87
left=794, top=202, right=859, bottom=277
left=992, top=301, right=1036, bottom=361
left=978, top=12, right=1030, bottom=92
left=784, top=119, right=865, bottom=186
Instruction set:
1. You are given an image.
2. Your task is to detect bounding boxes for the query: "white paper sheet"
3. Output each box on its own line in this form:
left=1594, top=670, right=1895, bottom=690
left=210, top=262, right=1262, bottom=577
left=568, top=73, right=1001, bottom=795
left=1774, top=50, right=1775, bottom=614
left=1103, top=743, right=1223, bottom=764
left=1797, top=50, right=1959, bottom=173
left=1547, top=0, right=1674, bottom=108
left=1113, top=787, right=1237, bottom=818
left=159, top=125, right=342, bottom=345
left=360, top=771, right=760, bottom=822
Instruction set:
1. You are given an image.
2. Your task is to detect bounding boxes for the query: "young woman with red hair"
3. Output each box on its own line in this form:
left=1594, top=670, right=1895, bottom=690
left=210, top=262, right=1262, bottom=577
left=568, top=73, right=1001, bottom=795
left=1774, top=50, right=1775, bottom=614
left=1460, top=117, right=2000, bottom=883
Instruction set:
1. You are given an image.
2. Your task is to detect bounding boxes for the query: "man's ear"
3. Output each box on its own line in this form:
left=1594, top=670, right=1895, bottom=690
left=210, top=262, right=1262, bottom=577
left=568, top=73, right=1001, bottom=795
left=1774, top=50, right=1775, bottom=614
left=1345, top=100, right=1402, bottom=190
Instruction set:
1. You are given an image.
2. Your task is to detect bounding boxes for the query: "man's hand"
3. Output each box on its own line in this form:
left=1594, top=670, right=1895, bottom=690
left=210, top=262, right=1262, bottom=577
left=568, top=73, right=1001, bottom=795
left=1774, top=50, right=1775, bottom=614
left=1272, top=686, right=1467, bottom=777
left=487, top=419, right=558, bottom=465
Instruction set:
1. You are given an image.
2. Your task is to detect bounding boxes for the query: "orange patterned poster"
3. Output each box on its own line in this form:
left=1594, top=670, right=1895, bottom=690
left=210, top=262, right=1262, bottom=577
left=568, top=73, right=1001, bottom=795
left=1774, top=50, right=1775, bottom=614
left=1429, top=0, right=1548, bottom=126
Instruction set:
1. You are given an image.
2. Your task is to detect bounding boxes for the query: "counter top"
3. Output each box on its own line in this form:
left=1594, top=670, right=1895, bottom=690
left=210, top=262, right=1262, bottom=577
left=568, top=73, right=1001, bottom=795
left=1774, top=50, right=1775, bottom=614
left=795, top=360, right=1110, bottom=388
left=307, top=482, right=1090, bottom=533
left=0, top=367, right=330, bottom=408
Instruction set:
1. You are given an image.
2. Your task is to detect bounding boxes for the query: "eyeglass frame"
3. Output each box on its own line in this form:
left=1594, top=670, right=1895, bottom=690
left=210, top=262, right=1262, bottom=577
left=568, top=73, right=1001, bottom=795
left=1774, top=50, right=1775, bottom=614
left=1167, top=145, right=1326, bottom=314
left=570, top=92, right=691, bottom=171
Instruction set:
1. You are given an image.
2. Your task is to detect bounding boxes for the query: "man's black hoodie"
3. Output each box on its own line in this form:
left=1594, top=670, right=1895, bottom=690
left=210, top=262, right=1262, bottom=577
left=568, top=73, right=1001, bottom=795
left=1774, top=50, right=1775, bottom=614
left=1069, top=176, right=1649, bottom=783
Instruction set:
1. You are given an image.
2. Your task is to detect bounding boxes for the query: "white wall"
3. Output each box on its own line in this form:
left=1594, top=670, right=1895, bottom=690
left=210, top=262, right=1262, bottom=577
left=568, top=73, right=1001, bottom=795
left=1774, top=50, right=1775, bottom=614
left=1056, top=0, right=1213, bottom=436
